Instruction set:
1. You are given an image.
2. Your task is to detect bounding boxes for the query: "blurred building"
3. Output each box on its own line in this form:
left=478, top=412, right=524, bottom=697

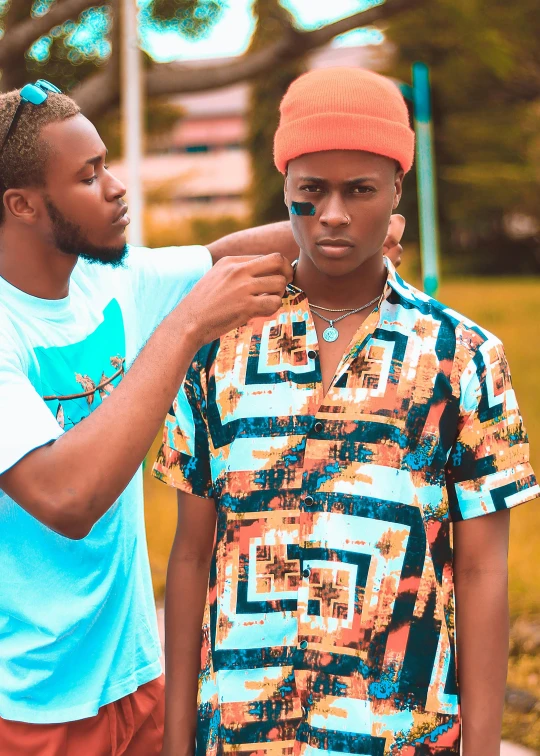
left=111, top=42, right=391, bottom=223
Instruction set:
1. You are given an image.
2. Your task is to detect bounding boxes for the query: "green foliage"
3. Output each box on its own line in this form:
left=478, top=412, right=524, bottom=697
left=148, top=0, right=225, bottom=37
left=0, top=1, right=226, bottom=93
left=0, top=2, right=218, bottom=159
left=25, top=8, right=111, bottom=93
left=386, top=0, right=540, bottom=274
left=246, top=0, right=305, bottom=227
left=0, top=2, right=110, bottom=90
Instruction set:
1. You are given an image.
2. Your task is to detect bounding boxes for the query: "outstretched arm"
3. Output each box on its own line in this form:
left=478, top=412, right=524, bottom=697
left=0, top=254, right=291, bottom=539
left=207, top=214, right=406, bottom=267
left=208, top=221, right=298, bottom=262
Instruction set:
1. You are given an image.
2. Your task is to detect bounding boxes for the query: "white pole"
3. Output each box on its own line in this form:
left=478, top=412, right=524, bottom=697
left=121, top=0, right=144, bottom=246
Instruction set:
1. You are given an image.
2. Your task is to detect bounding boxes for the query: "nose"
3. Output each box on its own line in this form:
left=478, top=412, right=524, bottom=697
left=319, top=192, right=349, bottom=228
left=105, top=170, right=127, bottom=202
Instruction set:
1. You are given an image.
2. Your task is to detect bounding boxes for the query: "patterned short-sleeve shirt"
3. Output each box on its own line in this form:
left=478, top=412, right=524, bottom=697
left=154, top=259, right=537, bottom=756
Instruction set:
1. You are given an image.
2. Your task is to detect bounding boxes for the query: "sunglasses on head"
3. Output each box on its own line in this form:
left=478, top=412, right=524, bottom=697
left=0, top=79, right=62, bottom=156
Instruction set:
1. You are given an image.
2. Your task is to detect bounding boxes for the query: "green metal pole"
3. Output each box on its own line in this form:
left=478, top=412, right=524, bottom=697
left=412, top=62, right=440, bottom=296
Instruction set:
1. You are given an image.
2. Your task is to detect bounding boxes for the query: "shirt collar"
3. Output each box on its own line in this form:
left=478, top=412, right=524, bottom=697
left=286, top=255, right=424, bottom=309
left=383, top=256, right=430, bottom=307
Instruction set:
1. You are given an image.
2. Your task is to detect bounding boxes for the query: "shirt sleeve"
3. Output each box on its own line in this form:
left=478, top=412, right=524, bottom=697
left=126, top=244, right=212, bottom=349
left=446, top=336, right=538, bottom=521
left=152, top=353, right=213, bottom=499
left=0, top=320, right=63, bottom=475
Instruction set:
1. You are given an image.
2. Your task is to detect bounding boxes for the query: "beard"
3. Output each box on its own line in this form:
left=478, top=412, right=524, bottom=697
left=44, top=197, right=128, bottom=268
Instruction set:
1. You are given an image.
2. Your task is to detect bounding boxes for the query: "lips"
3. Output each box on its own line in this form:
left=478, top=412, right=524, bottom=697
left=317, top=238, right=353, bottom=247
left=113, top=206, right=129, bottom=225
left=316, top=238, right=354, bottom=258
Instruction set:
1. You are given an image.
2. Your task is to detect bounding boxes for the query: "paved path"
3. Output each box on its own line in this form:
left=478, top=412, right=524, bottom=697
left=156, top=608, right=536, bottom=755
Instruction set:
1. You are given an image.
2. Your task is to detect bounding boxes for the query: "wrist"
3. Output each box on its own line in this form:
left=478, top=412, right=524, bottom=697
left=170, top=302, right=204, bottom=353
left=162, top=731, right=195, bottom=756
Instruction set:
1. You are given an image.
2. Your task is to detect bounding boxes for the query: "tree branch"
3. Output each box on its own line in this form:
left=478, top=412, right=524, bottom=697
left=146, top=0, right=425, bottom=96
left=73, top=0, right=424, bottom=120
left=70, top=0, right=119, bottom=118
left=0, top=0, right=103, bottom=67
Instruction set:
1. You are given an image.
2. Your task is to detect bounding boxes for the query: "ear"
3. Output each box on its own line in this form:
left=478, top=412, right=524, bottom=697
left=3, top=188, right=40, bottom=225
left=393, top=169, right=405, bottom=210
left=283, top=171, right=289, bottom=208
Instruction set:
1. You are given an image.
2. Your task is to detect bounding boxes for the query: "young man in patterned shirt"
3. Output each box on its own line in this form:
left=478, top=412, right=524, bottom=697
left=154, top=68, right=538, bottom=755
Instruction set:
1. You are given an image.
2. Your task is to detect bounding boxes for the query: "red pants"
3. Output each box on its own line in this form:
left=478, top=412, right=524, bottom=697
left=0, top=675, right=164, bottom=756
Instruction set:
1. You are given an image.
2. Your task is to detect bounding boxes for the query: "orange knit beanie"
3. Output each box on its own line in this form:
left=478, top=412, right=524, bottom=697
left=274, top=67, right=415, bottom=174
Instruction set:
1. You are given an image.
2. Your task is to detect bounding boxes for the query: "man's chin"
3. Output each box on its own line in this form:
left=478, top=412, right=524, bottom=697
left=70, top=242, right=129, bottom=268
left=311, top=252, right=363, bottom=278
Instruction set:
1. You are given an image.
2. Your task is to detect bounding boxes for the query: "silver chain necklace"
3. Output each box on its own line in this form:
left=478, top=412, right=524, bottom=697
left=310, top=294, right=380, bottom=342
left=310, top=303, right=357, bottom=313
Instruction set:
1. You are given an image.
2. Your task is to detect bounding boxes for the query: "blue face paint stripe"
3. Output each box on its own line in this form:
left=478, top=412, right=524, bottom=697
left=291, top=201, right=315, bottom=216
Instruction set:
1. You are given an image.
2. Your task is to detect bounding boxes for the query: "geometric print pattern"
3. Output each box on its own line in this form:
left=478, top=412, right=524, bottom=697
left=154, top=258, right=538, bottom=755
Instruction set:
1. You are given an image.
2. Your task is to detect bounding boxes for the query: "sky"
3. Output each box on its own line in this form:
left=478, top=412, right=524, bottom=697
left=141, top=0, right=384, bottom=62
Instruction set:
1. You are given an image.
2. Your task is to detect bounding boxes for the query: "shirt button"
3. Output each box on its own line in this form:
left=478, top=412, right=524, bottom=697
left=307, top=350, right=317, bottom=360
left=304, top=495, right=314, bottom=507
left=302, top=568, right=310, bottom=578
left=314, top=421, right=323, bottom=433
left=299, top=640, right=308, bottom=650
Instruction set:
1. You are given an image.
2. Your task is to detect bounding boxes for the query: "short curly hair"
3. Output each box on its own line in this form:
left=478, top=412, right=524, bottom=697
left=0, top=88, right=80, bottom=223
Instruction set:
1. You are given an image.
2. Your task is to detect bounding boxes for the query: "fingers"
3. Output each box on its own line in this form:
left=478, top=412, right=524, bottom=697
left=244, top=253, right=293, bottom=283
left=250, top=294, right=283, bottom=319
left=387, top=214, right=406, bottom=244
left=250, top=274, right=289, bottom=296
left=383, top=216, right=405, bottom=249
left=384, top=243, right=403, bottom=268
left=383, top=214, right=406, bottom=268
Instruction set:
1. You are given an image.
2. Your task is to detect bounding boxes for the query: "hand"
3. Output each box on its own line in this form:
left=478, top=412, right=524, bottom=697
left=179, top=253, right=293, bottom=348
left=383, top=214, right=406, bottom=267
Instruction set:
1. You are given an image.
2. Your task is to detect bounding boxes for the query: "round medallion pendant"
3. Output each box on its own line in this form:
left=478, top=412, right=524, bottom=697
left=322, top=326, right=339, bottom=343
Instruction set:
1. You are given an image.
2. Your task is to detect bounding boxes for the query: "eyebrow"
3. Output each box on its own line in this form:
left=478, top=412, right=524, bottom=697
left=76, top=151, right=108, bottom=176
left=298, top=176, right=377, bottom=185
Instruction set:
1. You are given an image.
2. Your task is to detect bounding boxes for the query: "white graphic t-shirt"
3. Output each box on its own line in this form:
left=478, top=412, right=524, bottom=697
left=0, top=245, right=211, bottom=723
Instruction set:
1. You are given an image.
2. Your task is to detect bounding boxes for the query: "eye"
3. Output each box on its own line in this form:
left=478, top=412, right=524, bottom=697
left=351, top=185, right=375, bottom=194
left=300, top=184, right=323, bottom=193
left=83, top=176, right=97, bottom=185
left=104, top=164, right=110, bottom=170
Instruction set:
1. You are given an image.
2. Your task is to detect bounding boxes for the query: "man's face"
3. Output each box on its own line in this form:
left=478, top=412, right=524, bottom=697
left=285, top=150, right=404, bottom=277
left=39, top=114, right=129, bottom=266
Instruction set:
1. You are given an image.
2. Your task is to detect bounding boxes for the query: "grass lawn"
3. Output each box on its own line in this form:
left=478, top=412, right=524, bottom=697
left=143, top=272, right=540, bottom=750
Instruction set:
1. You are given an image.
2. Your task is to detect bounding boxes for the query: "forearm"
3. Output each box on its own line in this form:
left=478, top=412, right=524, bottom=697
left=163, top=546, right=212, bottom=756
left=455, top=567, right=509, bottom=754
left=1, top=304, right=199, bottom=538
left=207, top=221, right=299, bottom=263
left=1, top=254, right=292, bottom=538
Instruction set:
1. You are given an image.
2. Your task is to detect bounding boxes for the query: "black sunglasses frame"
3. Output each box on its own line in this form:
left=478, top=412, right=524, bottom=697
left=0, top=79, right=62, bottom=157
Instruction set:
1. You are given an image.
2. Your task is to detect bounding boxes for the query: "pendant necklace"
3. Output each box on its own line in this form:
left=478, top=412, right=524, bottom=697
left=310, top=295, right=380, bottom=343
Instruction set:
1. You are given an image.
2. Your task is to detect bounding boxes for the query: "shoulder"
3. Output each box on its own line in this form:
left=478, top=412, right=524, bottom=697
left=392, top=273, right=504, bottom=379
left=0, top=306, right=18, bottom=341
left=124, top=244, right=212, bottom=274
left=0, top=307, right=27, bottom=370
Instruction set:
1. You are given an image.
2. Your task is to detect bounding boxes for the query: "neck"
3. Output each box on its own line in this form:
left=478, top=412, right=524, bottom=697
left=0, top=225, right=77, bottom=300
left=294, top=251, right=387, bottom=308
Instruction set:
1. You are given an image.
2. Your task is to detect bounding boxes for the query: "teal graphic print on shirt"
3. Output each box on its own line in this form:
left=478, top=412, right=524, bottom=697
left=34, top=299, right=126, bottom=430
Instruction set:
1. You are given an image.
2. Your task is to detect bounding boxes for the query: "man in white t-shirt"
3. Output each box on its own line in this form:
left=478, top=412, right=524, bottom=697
left=0, top=81, right=404, bottom=753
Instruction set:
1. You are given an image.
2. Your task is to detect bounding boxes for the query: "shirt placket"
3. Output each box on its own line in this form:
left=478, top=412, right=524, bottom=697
left=292, top=298, right=387, bottom=708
